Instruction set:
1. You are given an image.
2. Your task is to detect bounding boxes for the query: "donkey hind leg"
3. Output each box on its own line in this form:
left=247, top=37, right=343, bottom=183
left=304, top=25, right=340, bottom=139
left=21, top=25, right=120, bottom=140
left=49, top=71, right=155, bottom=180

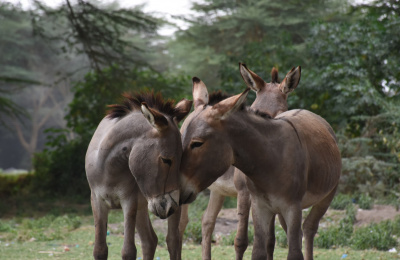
left=91, top=192, right=109, bottom=260
left=167, top=206, right=182, bottom=260
left=281, top=204, right=304, bottom=260
left=136, top=208, right=157, bottom=260
left=202, top=191, right=225, bottom=260
left=121, top=195, right=139, bottom=260
left=251, top=198, right=275, bottom=260
left=303, top=186, right=338, bottom=260
left=278, top=214, right=287, bottom=234
left=234, top=171, right=251, bottom=260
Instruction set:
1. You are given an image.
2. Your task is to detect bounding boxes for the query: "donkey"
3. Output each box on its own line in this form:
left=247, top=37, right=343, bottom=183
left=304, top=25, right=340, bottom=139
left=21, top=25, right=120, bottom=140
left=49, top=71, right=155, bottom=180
left=174, top=63, right=301, bottom=260
left=179, top=81, right=341, bottom=260
left=85, top=91, right=192, bottom=260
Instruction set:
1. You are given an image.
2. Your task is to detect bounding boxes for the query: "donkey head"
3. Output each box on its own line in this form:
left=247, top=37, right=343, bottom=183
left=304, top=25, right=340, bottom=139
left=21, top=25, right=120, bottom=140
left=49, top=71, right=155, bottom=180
left=239, top=63, right=301, bottom=117
left=179, top=78, right=249, bottom=204
left=128, top=95, right=192, bottom=218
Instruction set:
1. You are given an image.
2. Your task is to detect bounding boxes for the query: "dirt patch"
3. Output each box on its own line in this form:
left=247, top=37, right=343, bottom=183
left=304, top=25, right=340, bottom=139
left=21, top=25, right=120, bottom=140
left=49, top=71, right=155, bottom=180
left=355, top=204, right=400, bottom=226
left=110, top=204, right=400, bottom=241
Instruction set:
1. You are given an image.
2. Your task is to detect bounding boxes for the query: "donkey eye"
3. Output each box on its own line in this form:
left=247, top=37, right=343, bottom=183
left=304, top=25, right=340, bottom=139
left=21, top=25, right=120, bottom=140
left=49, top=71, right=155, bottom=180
left=161, top=157, right=172, bottom=166
left=190, top=141, right=204, bottom=149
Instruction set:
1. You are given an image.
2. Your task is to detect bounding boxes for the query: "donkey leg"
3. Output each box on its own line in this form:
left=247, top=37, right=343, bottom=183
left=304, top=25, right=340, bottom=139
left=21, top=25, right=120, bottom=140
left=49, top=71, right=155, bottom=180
left=251, top=198, right=275, bottom=260
left=202, top=191, right=225, bottom=260
left=266, top=214, right=276, bottom=260
left=303, top=186, right=338, bottom=260
left=179, top=204, right=189, bottom=241
left=121, top=196, right=139, bottom=260
left=167, top=206, right=182, bottom=260
left=136, top=208, right=157, bottom=260
left=281, top=204, right=304, bottom=260
left=91, top=192, right=109, bottom=260
left=278, top=214, right=288, bottom=234
left=234, top=171, right=251, bottom=260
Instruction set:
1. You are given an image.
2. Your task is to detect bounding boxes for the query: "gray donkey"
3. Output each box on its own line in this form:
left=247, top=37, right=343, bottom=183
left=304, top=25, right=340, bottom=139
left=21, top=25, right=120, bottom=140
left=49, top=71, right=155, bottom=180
left=85, top=91, right=192, bottom=259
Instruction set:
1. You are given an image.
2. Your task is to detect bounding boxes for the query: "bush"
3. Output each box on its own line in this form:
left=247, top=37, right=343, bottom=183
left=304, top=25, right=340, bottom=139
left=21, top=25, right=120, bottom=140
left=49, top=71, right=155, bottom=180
left=330, top=193, right=353, bottom=210
left=184, top=221, right=202, bottom=244
left=351, top=221, right=397, bottom=250
left=357, top=193, right=373, bottom=210
left=315, top=204, right=355, bottom=249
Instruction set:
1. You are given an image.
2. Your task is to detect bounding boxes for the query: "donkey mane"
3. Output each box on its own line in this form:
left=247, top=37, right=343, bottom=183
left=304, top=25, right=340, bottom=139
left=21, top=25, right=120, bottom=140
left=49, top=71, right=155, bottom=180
left=208, top=90, right=231, bottom=105
left=107, top=91, right=187, bottom=120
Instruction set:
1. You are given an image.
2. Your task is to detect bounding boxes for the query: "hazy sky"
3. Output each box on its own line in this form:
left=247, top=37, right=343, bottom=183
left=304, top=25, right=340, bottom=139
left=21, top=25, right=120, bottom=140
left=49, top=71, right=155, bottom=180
left=6, top=0, right=196, bottom=35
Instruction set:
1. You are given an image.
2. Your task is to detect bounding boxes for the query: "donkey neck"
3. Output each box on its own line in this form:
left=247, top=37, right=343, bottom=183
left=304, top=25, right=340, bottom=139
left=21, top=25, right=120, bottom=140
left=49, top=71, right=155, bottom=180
left=223, top=111, right=297, bottom=179
left=97, top=112, right=154, bottom=159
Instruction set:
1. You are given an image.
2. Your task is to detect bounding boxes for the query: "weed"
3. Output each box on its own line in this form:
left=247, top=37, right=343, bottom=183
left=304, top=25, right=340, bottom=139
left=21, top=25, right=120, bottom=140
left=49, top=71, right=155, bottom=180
left=221, top=231, right=236, bottom=246
left=184, top=221, right=202, bottom=244
left=223, top=197, right=237, bottom=209
left=351, top=221, right=397, bottom=250
left=108, top=210, right=124, bottom=224
left=330, top=193, right=353, bottom=210
left=357, top=193, right=373, bottom=209
left=275, top=225, right=287, bottom=248
left=315, top=204, right=355, bottom=248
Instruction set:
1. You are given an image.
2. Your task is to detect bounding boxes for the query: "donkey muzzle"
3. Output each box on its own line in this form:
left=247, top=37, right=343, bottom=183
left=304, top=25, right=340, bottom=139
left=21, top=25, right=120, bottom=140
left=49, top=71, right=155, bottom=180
left=148, top=189, right=180, bottom=219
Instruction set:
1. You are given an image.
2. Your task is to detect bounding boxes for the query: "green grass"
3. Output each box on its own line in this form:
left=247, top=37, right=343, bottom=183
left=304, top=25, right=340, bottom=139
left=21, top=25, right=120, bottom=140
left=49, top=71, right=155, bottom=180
left=1, top=195, right=400, bottom=259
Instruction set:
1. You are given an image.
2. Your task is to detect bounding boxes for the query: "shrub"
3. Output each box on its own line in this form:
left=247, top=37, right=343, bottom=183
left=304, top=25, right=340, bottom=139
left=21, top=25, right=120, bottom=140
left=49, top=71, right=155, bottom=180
left=357, top=193, right=373, bottom=209
left=351, top=221, right=397, bottom=250
left=184, top=221, right=202, bottom=244
left=315, top=204, right=355, bottom=248
left=330, top=193, right=353, bottom=210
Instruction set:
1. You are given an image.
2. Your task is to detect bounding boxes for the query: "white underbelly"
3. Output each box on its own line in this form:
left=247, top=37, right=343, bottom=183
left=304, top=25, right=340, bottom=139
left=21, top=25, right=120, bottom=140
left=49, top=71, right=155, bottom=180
left=208, top=175, right=237, bottom=197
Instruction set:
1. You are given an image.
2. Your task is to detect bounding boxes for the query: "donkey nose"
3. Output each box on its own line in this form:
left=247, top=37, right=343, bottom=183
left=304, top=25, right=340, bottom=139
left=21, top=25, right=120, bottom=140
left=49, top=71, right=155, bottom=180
left=148, top=189, right=180, bottom=219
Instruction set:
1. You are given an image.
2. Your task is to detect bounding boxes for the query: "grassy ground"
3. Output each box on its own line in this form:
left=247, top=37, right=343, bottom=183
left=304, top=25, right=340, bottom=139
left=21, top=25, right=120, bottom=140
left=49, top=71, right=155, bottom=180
left=1, top=195, right=400, bottom=259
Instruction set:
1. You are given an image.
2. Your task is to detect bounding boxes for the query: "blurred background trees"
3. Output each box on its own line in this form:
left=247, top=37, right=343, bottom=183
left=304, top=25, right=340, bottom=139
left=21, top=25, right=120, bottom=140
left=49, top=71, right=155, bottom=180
left=0, top=0, right=399, bottom=200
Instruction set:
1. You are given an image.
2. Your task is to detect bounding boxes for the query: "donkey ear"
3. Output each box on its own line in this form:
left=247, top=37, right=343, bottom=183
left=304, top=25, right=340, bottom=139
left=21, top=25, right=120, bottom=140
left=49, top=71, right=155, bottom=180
left=174, top=98, right=193, bottom=123
left=239, top=63, right=265, bottom=92
left=211, top=88, right=250, bottom=120
left=279, top=66, right=301, bottom=94
left=192, top=77, right=209, bottom=109
left=141, top=102, right=168, bottom=131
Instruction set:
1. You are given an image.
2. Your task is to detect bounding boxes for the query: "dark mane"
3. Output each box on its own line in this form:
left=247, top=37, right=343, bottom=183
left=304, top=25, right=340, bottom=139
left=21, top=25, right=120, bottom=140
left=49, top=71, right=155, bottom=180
left=208, top=90, right=232, bottom=105
left=106, top=91, right=186, bottom=119
left=247, top=107, right=272, bottom=119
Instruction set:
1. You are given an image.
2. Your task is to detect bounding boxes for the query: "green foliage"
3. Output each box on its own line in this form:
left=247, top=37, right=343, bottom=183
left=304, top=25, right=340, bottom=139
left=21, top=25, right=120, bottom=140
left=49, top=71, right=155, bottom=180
left=357, top=194, right=373, bottom=210
left=315, top=204, right=355, bottom=249
left=221, top=231, right=236, bottom=246
left=0, top=214, right=82, bottom=242
left=184, top=221, right=203, bottom=244
left=222, top=197, right=237, bottom=209
left=275, top=225, right=287, bottom=248
left=351, top=221, right=397, bottom=251
left=184, top=192, right=210, bottom=243
left=330, top=193, right=353, bottom=210
left=0, top=173, right=33, bottom=198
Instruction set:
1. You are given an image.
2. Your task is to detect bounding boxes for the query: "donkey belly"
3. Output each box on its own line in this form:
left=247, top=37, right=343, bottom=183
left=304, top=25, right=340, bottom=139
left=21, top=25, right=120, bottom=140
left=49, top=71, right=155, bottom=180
left=208, top=168, right=237, bottom=197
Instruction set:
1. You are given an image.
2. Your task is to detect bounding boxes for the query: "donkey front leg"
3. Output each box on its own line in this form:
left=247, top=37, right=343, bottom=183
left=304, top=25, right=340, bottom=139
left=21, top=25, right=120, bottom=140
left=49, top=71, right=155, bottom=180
left=281, top=204, right=304, bottom=260
left=91, top=192, right=109, bottom=260
left=234, top=170, right=251, bottom=260
left=136, top=208, right=157, bottom=260
left=251, top=198, right=275, bottom=260
left=166, top=206, right=182, bottom=260
left=202, top=191, right=225, bottom=260
left=121, top=197, right=139, bottom=260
